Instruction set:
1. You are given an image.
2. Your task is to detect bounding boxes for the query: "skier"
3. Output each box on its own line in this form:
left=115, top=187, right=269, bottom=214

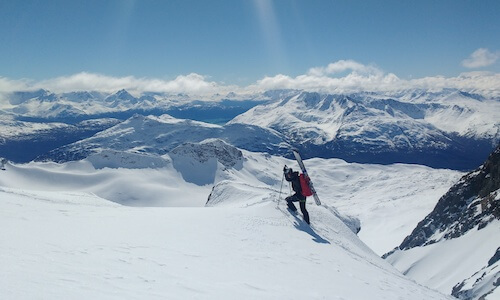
left=283, top=166, right=310, bottom=224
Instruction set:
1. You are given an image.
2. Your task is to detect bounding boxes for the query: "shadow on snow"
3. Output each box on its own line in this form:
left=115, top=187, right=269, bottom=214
left=289, top=214, right=330, bottom=244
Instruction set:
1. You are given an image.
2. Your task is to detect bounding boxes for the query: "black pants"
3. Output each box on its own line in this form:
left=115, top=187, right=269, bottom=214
left=286, top=193, right=310, bottom=224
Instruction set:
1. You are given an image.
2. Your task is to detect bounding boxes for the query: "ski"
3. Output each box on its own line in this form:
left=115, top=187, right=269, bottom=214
left=292, top=149, right=321, bottom=206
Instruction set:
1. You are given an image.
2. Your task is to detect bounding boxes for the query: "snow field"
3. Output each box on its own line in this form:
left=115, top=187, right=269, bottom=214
left=0, top=186, right=452, bottom=299
left=0, top=149, right=462, bottom=299
left=0, top=149, right=461, bottom=254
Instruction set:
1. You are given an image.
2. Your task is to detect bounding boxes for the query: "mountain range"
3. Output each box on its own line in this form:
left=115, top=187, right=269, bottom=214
left=231, top=89, right=499, bottom=170
left=36, top=114, right=289, bottom=162
left=1, top=88, right=498, bottom=169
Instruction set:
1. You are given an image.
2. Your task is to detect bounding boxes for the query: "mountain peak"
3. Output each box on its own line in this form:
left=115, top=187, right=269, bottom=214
left=9, top=89, right=56, bottom=105
left=104, top=89, right=137, bottom=103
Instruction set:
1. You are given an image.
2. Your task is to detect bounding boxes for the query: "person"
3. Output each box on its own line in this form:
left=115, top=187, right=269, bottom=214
left=283, top=165, right=310, bottom=224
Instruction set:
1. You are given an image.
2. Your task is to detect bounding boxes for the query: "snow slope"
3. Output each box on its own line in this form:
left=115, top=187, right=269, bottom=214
left=386, top=222, right=499, bottom=299
left=385, top=146, right=500, bottom=299
left=0, top=184, right=452, bottom=299
left=0, top=142, right=461, bottom=255
left=0, top=139, right=465, bottom=298
left=0, top=158, right=209, bottom=207
left=307, top=160, right=462, bottom=255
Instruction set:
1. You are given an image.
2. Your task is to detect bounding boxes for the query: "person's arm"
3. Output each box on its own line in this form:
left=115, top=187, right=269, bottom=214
left=292, top=172, right=302, bottom=194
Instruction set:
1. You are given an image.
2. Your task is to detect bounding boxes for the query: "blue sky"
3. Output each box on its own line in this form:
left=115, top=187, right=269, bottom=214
left=1, top=0, right=499, bottom=94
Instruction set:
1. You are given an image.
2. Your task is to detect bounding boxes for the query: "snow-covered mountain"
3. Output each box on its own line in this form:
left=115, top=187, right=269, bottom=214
left=385, top=145, right=500, bottom=299
left=0, top=89, right=271, bottom=162
left=0, top=115, right=120, bottom=162
left=0, top=141, right=458, bottom=299
left=37, top=114, right=290, bottom=162
left=230, top=90, right=499, bottom=170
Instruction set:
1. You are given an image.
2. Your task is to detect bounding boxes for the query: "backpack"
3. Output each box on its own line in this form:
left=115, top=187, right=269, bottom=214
left=299, top=173, right=313, bottom=197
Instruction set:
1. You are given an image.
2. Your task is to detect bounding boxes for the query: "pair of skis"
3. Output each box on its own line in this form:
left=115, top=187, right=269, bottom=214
left=291, top=149, right=321, bottom=206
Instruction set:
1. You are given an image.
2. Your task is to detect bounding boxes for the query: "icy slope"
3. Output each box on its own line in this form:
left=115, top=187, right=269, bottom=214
left=0, top=185, right=452, bottom=299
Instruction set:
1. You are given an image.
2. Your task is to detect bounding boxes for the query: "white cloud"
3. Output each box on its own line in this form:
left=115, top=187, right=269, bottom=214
left=250, top=62, right=400, bottom=93
left=0, top=72, right=236, bottom=97
left=0, top=77, right=33, bottom=105
left=307, top=60, right=382, bottom=77
left=0, top=76, right=31, bottom=93
left=249, top=61, right=500, bottom=96
left=0, top=60, right=499, bottom=99
left=462, top=48, right=499, bottom=68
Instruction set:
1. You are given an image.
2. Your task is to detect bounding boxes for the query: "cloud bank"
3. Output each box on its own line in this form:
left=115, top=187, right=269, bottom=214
left=1, top=59, right=499, bottom=98
left=35, top=72, right=235, bottom=96
left=249, top=60, right=500, bottom=96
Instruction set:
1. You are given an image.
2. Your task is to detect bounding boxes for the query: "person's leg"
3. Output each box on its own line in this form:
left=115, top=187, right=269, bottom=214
left=299, top=201, right=310, bottom=224
left=286, top=196, right=297, bottom=212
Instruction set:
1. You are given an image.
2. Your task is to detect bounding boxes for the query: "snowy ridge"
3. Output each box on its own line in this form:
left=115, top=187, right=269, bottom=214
left=6, top=89, right=158, bottom=116
left=207, top=180, right=361, bottom=234
left=87, top=149, right=169, bottom=169
left=207, top=182, right=378, bottom=267
left=0, top=179, right=452, bottom=299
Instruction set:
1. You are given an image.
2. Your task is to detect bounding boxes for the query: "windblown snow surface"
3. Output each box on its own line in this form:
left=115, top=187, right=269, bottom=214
left=0, top=149, right=458, bottom=299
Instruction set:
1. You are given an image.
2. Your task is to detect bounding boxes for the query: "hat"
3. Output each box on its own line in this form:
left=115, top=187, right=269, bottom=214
left=283, top=166, right=292, bottom=174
